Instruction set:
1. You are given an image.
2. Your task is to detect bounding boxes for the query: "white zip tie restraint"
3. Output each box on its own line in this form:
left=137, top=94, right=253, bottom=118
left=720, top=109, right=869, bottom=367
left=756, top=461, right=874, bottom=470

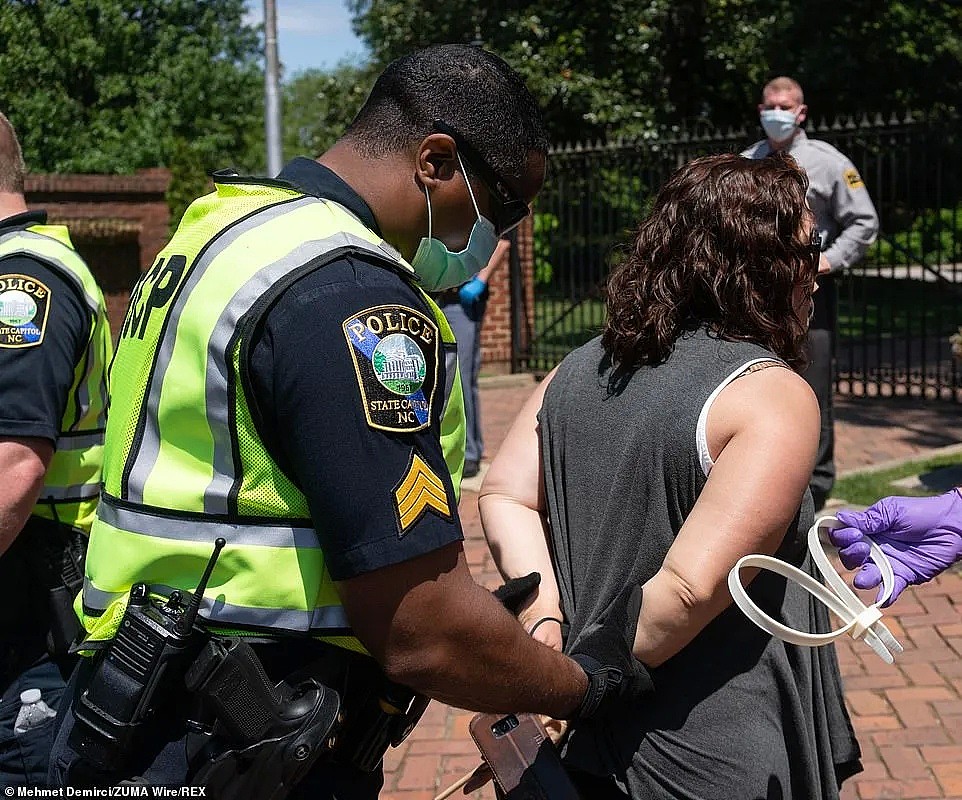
left=727, top=516, right=904, bottom=664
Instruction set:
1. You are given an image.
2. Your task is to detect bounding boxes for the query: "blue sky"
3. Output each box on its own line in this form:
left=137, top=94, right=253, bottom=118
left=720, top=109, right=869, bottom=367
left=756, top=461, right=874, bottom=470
left=244, top=0, right=369, bottom=78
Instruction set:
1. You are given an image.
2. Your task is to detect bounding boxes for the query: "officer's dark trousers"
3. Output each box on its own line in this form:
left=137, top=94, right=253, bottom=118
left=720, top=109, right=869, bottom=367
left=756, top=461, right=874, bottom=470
left=438, top=295, right=486, bottom=465
left=805, top=277, right=837, bottom=511
left=0, top=517, right=78, bottom=788
left=48, top=641, right=384, bottom=799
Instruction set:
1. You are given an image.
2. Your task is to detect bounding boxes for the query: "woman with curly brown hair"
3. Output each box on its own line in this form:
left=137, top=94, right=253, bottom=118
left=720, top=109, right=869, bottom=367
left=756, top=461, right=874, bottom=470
left=480, top=152, right=860, bottom=799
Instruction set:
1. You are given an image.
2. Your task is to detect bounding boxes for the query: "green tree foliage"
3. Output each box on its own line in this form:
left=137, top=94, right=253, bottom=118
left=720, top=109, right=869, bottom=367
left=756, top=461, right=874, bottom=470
left=348, top=0, right=962, bottom=144
left=282, top=61, right=378, bottom=160
left=0, top=0, right=264, bottom=227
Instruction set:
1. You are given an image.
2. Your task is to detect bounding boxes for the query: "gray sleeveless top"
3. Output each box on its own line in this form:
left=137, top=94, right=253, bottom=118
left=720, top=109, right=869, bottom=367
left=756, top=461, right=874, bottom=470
left=539, top=329, right=860, bottom=800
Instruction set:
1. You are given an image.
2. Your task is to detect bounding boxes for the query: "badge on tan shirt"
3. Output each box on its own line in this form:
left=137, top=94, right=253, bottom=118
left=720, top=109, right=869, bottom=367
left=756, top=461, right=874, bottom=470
left=343, top=304, right=440, bottom=433
left=0, top=274, right=50, bottom=348
left=844, top=168, right=865, bottom=190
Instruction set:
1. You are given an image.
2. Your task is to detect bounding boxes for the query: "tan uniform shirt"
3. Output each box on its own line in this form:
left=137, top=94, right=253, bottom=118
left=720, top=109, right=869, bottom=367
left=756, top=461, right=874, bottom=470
left=742, top=129, right=880, bottom=272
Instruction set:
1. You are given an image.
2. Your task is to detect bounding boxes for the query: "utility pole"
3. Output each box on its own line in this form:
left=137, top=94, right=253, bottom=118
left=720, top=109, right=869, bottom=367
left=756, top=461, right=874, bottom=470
left=263, top=0, right=283, bottom=177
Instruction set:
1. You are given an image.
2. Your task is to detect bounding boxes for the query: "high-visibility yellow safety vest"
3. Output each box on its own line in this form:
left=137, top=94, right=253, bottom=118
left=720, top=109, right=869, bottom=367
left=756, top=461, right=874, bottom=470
left=81, top=177, right=465, bottom=653
left=0, top=224, right=111, bottom=534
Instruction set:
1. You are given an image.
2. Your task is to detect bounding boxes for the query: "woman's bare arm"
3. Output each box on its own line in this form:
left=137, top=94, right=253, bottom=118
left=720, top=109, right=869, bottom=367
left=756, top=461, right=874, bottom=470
left=632, top=366, right=819, bottom=666
left=479, top=370, right=564, bottom=644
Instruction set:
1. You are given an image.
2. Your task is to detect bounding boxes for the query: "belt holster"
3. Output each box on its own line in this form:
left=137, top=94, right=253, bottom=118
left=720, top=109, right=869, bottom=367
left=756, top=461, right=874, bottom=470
left=184, top=637, right=341, bottom=800
left=47, top=526, right=86, bottom=656
left=326, top=652, right=430, bottom=772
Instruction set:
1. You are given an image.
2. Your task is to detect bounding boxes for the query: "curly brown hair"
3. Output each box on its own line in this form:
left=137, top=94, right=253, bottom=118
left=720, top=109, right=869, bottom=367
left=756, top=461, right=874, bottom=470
left=602, top=151, right=814, bottom=371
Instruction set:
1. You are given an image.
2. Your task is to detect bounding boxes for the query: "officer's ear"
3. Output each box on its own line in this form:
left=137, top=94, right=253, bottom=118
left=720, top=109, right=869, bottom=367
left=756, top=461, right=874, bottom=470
left=796, top=104, right=808, bottom=126
left=415, top=133, right=459, bottom=191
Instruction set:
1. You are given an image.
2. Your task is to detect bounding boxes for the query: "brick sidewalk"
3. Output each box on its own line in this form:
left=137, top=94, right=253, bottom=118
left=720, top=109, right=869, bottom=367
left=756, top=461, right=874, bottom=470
left=380, top=378, right=962, bottom=800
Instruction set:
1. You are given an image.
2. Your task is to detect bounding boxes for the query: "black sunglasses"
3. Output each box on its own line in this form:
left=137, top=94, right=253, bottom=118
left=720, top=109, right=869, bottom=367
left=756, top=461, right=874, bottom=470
left=808, top=228, right=823, bottom=274
left=432, top=119, right=531, bottom=235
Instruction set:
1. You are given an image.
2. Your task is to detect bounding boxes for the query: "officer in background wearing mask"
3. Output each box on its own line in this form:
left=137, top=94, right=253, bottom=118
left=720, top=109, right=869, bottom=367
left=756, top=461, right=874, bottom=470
left=743, top=76, right=879, bottom=510
left=0, top=111, right=111, bottom=787
left=48, top=45, right=643, bottom=798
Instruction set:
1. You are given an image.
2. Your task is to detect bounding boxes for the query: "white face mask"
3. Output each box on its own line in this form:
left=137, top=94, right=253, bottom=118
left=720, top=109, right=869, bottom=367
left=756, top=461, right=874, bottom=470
left=410, top=152, right=499, bottom=292
left=760, top=109, right=800, bottom=143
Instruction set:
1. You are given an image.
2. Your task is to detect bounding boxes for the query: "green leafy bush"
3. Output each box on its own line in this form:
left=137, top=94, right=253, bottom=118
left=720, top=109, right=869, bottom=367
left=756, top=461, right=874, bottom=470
left=875, top=204, right=962, bottom=266
left=533, top=212, right=560, bottom=284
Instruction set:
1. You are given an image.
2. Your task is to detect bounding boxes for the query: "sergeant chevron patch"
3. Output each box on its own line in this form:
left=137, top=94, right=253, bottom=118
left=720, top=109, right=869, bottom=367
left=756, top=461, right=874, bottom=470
left=394, top=451, right=452, bottom=537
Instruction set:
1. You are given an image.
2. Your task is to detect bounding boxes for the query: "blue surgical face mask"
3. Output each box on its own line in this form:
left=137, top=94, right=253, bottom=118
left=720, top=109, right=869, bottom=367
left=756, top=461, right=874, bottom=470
left=410, top=152, right=499, bottom=292
left=760, top=108, right=800, bottom=143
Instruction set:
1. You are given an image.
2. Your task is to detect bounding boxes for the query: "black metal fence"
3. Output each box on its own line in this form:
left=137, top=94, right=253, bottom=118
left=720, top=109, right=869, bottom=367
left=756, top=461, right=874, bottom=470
left=519, top=114, right=962, bottom=401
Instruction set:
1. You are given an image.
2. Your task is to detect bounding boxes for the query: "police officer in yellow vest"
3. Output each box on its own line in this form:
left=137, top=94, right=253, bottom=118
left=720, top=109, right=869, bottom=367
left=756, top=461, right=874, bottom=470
left=49, top=46, right=648, bottom=797
left=0, top=112, right=111, bottom=787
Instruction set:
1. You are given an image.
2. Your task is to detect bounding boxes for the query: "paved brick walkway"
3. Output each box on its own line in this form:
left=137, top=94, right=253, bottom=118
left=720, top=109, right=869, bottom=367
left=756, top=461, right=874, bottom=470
left=381, top=378, right=962, bottom=800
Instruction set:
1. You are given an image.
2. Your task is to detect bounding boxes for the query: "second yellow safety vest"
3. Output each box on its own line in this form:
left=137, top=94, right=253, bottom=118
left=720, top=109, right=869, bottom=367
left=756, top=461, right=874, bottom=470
left=0, top=224, right=111, bottom=534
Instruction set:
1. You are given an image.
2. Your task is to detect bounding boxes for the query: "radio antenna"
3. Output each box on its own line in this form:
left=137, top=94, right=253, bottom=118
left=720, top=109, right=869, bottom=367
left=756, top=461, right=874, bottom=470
left=177, top=537, right=226, bottom=635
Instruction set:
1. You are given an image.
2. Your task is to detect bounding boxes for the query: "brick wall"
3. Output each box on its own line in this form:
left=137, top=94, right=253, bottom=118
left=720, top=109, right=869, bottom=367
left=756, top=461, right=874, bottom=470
left=24, top=169, right=171, bottom=338
left=480, top=217, right=534, bottom=373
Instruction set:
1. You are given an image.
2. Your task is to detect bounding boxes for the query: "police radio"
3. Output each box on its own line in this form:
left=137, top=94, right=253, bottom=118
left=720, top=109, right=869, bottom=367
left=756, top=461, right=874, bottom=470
left=69, top=538, right=226, bottom=772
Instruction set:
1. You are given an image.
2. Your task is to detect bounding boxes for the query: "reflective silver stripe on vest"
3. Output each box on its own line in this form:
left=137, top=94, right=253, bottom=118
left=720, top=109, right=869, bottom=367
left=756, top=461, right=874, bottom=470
left=202, top=231, right=407, bottom=514
left=98, top=498, right=318, bottom=549
left=124, top=195, right=316, bottom=502
left=57, top=432, right=104, bottom=451
left=73, top=336, right=95, bottom=429
left=442, top=345, right=458, bottom=417
left=42, top=483, right=100, bottom=501
left=82, top=579, right=351, bottom=632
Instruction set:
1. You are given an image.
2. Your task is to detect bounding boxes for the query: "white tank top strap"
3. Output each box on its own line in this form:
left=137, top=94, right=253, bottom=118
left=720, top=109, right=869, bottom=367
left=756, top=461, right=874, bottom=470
left=695, top=358, right=786, bottom=476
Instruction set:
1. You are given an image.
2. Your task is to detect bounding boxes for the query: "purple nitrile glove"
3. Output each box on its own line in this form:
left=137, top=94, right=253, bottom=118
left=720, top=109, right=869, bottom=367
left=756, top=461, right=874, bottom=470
left=458, top=276, right=488, bottom=311
left=828, top=489, right=962, bottom=607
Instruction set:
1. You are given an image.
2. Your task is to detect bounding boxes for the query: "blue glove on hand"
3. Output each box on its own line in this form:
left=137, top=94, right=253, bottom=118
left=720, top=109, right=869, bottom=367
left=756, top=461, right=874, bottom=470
left=829, top=489, right=962, bottom=606
left=458, top=276, right=488, bottom=312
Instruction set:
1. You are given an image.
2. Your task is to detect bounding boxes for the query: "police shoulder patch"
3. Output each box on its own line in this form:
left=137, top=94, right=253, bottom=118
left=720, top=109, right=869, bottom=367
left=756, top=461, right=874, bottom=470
left=393, top=451, right=452, bottom=537
left=343, top=304, right=440, bottom=433
left=0, top=273, right=51, bottom=348
left=844, top=168, right=865, bottom=190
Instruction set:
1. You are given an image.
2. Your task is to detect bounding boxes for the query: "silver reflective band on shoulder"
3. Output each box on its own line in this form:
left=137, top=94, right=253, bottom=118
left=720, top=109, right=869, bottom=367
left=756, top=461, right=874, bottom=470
left=43, top=483, right=101, bottom=501
left=82, top=579, right=351, bottom=632
left=57, top=433, right=105, bottom=451
left=728, top=516, right=904, bottom=664
left=97, top=498, right=318, bottom=549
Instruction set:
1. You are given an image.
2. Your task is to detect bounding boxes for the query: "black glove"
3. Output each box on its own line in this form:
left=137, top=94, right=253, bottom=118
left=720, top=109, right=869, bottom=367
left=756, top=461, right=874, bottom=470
left=568, top=584, right=653, bottom=720
left=491, top=572, right=541, bottom=615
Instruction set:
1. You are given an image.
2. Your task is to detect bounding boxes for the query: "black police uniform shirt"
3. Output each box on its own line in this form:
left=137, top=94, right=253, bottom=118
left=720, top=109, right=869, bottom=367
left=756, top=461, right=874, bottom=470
left=246, top=158, right=464, bottom=581
left=0, top=210, right=90, bottom=447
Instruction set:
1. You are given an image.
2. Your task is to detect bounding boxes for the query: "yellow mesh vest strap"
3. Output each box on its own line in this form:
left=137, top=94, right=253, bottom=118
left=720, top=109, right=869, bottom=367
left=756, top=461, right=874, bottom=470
left=419, top=290, right=466, bottom=492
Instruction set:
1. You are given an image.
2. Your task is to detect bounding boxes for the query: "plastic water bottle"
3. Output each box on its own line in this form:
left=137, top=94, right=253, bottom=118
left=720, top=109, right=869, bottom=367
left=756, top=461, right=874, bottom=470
left=13, top=688, right=57, bottom=735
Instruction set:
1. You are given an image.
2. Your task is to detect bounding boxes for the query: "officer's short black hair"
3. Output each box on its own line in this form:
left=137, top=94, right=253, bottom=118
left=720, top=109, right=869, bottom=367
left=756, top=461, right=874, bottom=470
left=0, top=112, right=25, bottom=195
left=345, top=44, right=548, bottom=184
